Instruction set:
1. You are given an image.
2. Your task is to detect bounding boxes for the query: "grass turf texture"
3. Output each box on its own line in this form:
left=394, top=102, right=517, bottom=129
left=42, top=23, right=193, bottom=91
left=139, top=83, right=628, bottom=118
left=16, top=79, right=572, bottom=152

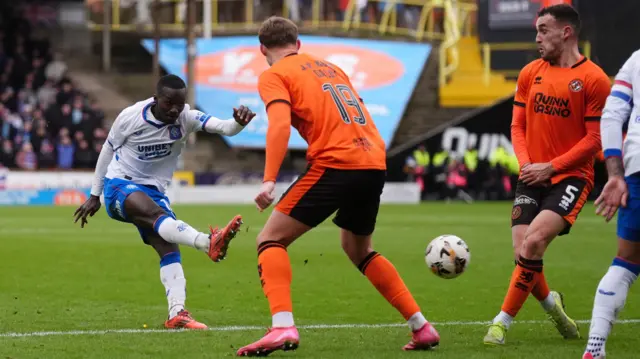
left=0, top=203, right=638, bottom=358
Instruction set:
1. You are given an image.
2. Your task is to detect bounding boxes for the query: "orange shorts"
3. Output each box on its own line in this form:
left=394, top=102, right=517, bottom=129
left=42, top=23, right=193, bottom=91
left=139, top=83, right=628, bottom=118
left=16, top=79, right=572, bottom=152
left=511, top=177, right=591, bottom=235
left=276, top=165, right=386, bottom=236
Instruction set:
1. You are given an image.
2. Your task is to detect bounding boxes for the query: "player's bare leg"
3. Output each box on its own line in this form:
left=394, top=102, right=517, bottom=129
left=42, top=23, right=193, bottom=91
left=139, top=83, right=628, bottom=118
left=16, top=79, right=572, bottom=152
left=236, top=211, right=310, bottom=357
left=125, top=192, right=242, bottom=262
left=341, top=229, right=439, bottom=350
left=145, top=234, right=207, bottom=329
left=583, top=239, right=640, bottom=359
left=485, top=210, right=580, bottom=345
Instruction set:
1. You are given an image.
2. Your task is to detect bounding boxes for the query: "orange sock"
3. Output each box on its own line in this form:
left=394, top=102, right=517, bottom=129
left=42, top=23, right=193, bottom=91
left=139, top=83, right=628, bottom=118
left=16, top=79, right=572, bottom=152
left=500, top=256, right=543, bottom=317
left=531, top=272, right=551, bottom=301
left=360, top=252, right=421, bottom=320
left=515, top=259, right=551, bottom=301
left=257, top=241, right=292, bottom=315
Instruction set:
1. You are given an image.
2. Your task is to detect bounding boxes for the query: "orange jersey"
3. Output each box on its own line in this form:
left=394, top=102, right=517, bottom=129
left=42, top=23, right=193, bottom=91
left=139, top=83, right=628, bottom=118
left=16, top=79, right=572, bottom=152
left=258, top=53, right=386, bottom=181
left=512, top=57, right=611, bottom=185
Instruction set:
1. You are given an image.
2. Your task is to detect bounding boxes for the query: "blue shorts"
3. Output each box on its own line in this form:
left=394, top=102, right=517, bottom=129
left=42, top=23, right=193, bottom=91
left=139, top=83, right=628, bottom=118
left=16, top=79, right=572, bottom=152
left=618, top=174, right=640, bottom=242
left=103, top=177, right=176, bottom=243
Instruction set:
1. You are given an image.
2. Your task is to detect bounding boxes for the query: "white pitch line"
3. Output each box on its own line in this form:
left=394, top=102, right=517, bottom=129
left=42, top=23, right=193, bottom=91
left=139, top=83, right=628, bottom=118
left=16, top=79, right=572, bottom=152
left=2, top=319, right=640, bottom=339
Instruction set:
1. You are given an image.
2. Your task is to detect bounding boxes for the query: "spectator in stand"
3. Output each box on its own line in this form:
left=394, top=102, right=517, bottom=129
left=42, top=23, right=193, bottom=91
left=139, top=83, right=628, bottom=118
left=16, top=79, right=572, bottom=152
left=74, top=139, right=95, bottom=169
left=38, top=137, right=56, bottom=169
left=15, top=141, right=37, bottom=170
left=0, top=138, right=15, bottom=168
left=31, top=122, right=49, bottom=153
left=56, top=133, right=74, bottom=169
left=56, top=80, right=74, bottom=105
left=37, top=79, right=56, bottom=107
left=45, top=51, right=67, bottom=83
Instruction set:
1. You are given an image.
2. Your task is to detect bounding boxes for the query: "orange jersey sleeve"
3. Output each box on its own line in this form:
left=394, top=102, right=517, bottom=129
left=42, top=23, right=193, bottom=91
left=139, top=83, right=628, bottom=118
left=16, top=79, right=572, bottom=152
left=259, top=53, right=387, bottom=173
left=258, top=71, right=293, bottom=182
left=511, top=65, right=533, bottom=167
left=549, top=70, right=610, bottom=172
left=263, top=102, right=292, bottom=182
left=513, top=64, right=533, bottom=107
left=258, top=71, right=291, bottom=108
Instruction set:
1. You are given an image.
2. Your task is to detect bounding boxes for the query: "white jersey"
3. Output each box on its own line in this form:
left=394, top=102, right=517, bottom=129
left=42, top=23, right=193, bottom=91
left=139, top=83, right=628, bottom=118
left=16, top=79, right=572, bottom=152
left=602, top=50, right=640, bottom=176
left=91, top=97, right=244, bottom=195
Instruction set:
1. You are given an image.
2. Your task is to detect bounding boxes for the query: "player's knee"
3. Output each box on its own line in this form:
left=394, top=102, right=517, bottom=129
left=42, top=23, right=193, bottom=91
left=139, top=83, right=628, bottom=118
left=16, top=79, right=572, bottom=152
left=521, top=228, right=551, bottom=258
left=616, top=238, right=640, bottom=264
left=340, top=231, right=373, bottom=266
left=132, top=207, right=168, bottom=229
left=255, top=230, right=291, bottom=250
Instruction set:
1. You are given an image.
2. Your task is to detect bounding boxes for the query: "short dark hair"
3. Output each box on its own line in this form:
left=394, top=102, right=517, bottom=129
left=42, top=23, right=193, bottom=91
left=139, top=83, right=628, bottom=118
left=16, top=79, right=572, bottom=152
left=258, top=16, right=298, bottom=49
left=538, top=4, right=581, bottom=35
left=156, top=74, right=186, bottom=94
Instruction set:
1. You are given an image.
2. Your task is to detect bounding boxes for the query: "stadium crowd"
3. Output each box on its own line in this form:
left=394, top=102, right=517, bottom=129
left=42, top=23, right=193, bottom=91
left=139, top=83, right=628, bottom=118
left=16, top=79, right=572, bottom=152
left=0, top=5, right=106, bottom=171
left=122, top=0, right=454, bottom=30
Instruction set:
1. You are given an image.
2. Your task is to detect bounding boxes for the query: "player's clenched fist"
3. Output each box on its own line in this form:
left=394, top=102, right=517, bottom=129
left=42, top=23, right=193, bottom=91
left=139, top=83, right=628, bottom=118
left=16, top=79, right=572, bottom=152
left=254, top=181, right=276, bottom=212
left=233, top=105, right=256, bottom=126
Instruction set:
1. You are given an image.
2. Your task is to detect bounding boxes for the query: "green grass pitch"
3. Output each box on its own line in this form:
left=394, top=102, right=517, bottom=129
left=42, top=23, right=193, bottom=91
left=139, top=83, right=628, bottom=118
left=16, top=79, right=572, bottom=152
left=0, top=202, right=638, bottom=358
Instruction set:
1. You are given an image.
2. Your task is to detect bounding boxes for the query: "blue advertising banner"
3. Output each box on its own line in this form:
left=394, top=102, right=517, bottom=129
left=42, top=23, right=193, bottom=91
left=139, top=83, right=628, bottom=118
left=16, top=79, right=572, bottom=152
left=0, top=189, right=91, bottom=206
left=141, top=36, right=431, bottom=149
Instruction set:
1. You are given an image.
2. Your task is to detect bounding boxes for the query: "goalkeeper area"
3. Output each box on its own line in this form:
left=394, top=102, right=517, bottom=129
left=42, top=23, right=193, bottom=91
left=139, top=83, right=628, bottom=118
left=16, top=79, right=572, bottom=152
left=1, top=203, right=638, bottom=358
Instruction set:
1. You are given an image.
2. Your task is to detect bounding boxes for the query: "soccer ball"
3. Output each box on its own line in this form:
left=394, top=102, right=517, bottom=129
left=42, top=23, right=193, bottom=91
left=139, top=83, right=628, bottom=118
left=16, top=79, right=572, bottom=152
left=425, top=235, right=470, bottom=279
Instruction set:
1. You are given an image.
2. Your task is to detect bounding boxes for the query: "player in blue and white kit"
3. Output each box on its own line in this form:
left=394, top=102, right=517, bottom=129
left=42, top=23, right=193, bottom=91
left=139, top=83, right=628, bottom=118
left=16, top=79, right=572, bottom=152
left=73, top=74, right=254, bottom=330
left=582, top=50, right=640, bottom=359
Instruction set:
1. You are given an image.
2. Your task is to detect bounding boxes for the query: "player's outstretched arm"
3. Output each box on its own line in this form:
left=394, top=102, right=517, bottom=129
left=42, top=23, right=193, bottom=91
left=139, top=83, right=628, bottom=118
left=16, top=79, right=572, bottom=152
left=193, top=106, right=255, bottom=136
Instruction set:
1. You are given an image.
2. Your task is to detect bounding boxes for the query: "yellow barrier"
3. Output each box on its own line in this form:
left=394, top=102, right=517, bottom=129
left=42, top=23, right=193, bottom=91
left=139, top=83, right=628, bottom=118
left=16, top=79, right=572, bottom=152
left=481, top=41, right=592, bottom=84
left=85, top=0, right=475, bottom=41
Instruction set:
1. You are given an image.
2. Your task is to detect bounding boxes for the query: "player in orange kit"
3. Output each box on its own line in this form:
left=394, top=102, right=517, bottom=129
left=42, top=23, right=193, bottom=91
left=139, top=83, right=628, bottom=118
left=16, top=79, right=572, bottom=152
left=236, top=16, right=439, bottom=356
left=483, top=4, right=612, bottom=345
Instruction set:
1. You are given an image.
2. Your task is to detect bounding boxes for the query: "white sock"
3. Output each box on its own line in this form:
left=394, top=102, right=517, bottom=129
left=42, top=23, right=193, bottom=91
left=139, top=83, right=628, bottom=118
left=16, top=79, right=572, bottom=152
left=407, top=312, right=428, bottom=332
left=540, top=293, right=556, bottom=312
left=493, top=311, right=514, bottom=329
left=272, top=311, right=295, bottom=328
left=160, top=252, right=187, bottom=319
left=156, top=216, right=210, bottom=252
left=585, top=261, right=638, bottom=357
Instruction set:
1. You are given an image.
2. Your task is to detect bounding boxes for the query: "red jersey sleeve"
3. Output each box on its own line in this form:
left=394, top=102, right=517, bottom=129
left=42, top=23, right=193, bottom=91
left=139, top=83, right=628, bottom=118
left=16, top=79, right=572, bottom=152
left=258, top=70, right=291, bottom=108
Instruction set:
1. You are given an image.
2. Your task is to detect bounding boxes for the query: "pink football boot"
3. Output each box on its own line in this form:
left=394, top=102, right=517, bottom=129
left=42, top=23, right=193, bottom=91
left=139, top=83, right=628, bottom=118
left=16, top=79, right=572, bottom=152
left=236, top=326, right=299, bottom=357
left=402, top=322, right=440, bottom=350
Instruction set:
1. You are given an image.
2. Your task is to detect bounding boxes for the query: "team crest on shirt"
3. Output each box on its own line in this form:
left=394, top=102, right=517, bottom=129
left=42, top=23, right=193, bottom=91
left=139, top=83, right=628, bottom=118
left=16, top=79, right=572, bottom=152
left=569, top=78, right=584, bottom=92
left=169, top=125, right=182, bottom=140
